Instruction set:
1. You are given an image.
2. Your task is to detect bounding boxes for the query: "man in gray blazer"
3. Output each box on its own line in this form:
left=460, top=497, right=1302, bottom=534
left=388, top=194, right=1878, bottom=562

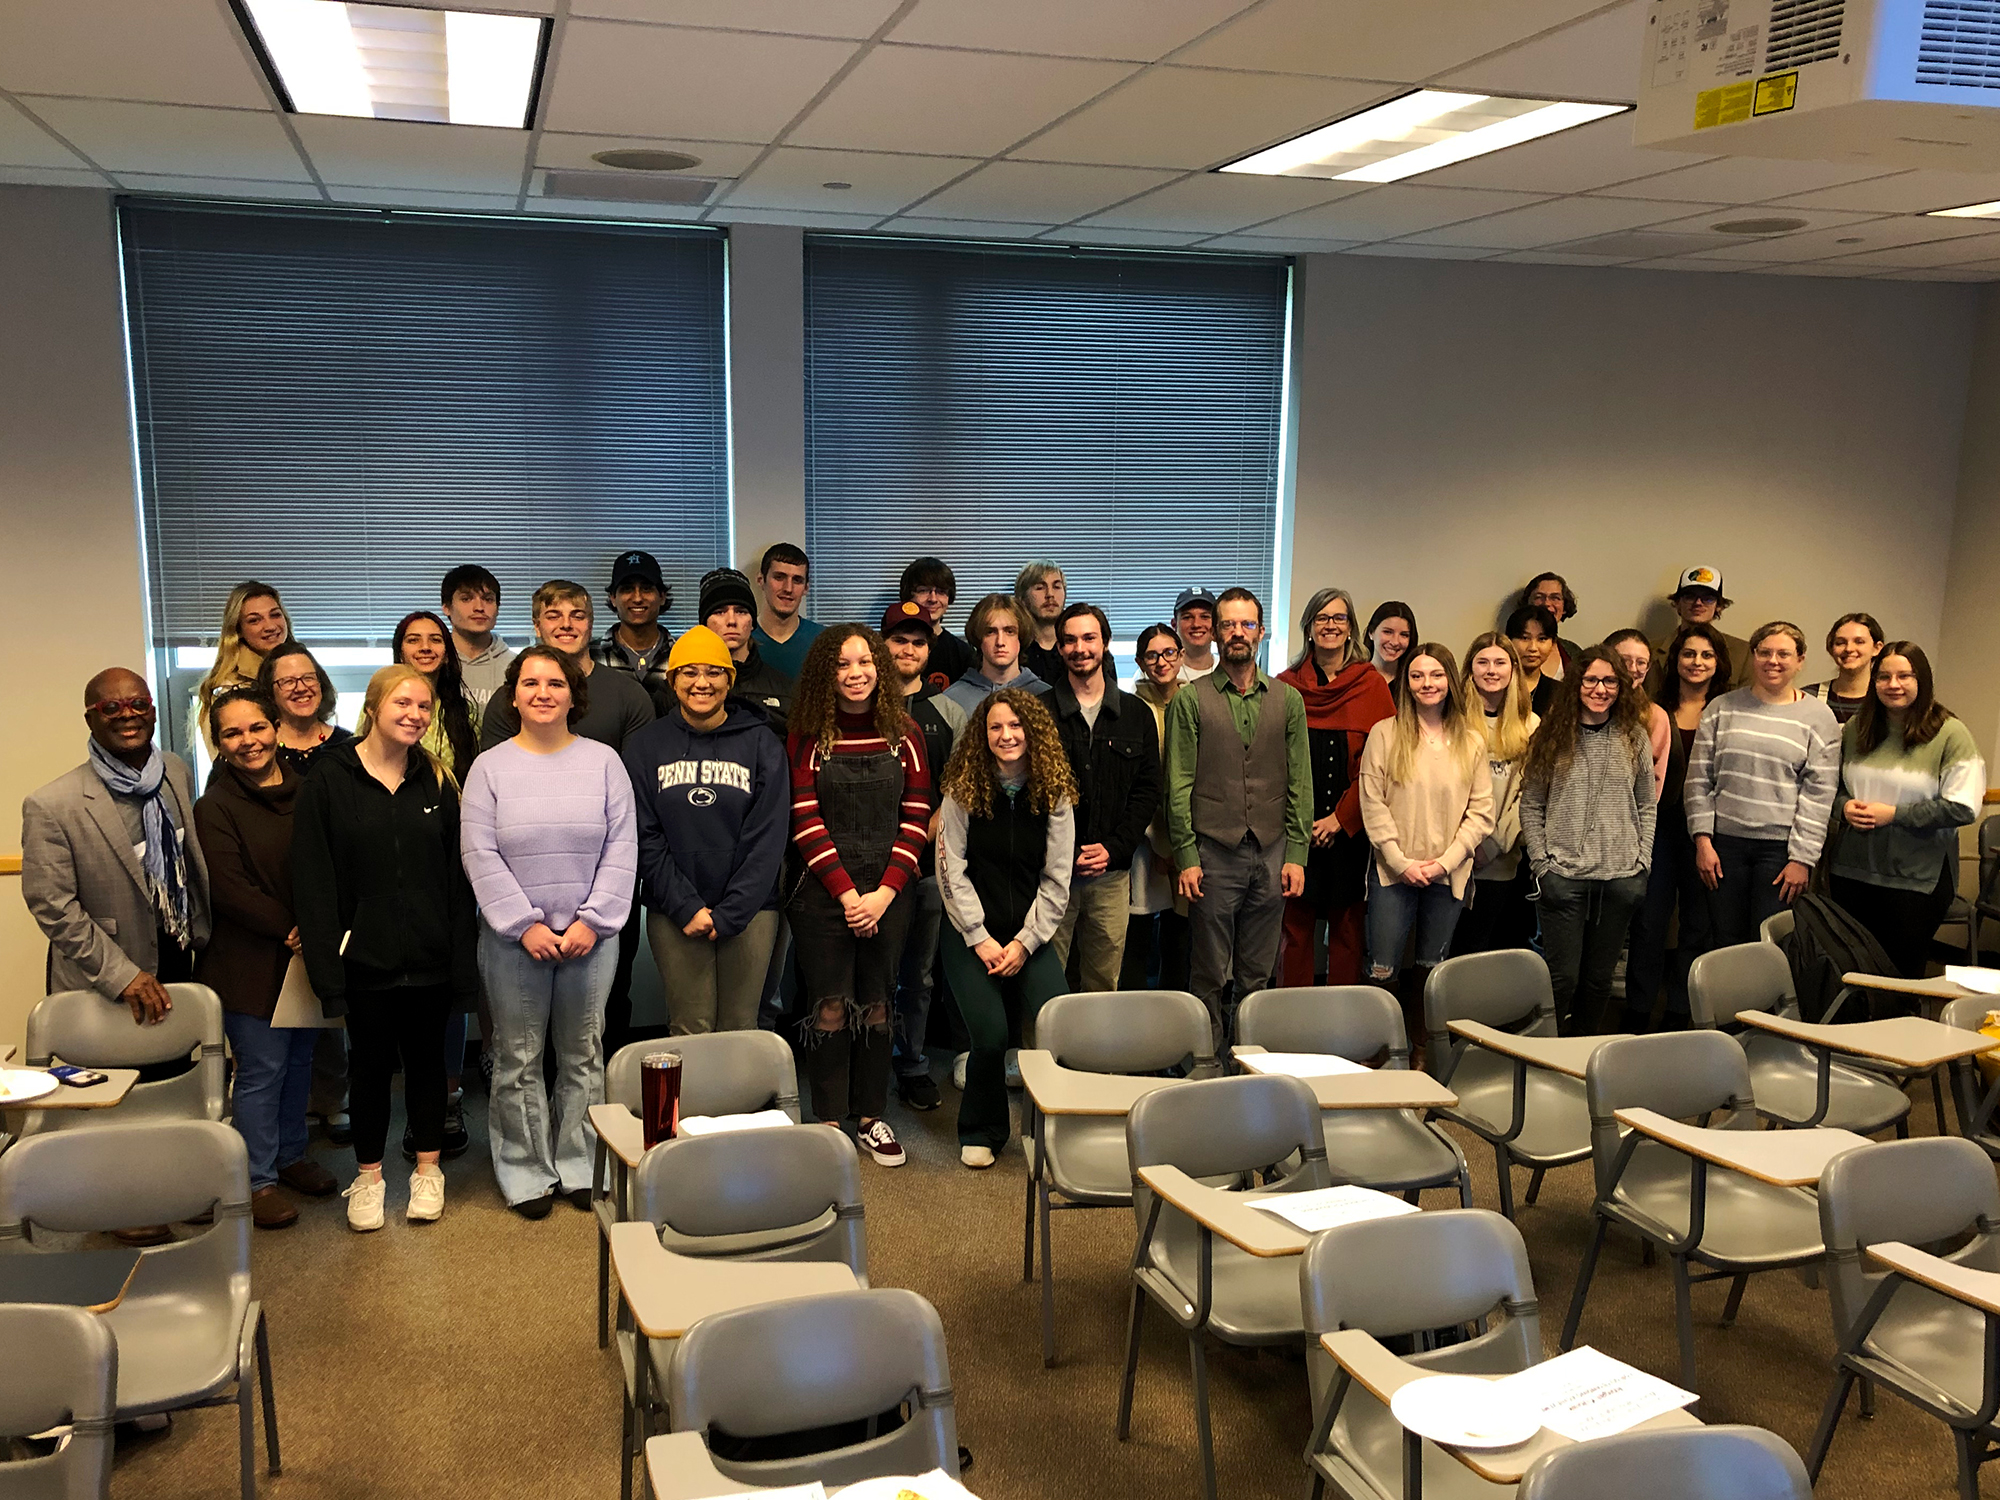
left=21, top=667, right=212, bottom=1023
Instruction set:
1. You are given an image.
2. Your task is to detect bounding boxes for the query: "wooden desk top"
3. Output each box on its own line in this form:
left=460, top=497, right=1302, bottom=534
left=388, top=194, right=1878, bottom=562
left=1614, top=1108, right=1867, bottom=1187
left=1320, top=1330, right=1701, bottom=1485
left=1869, top=1241, right=2000, bottom=1317
left=608, top=1221, right=858, bottom=1340
left=589, top=1103, right=647, bottom=1169
left=0, top=1068, right=138, bottom=1110
left=1017, top=1050, right=1186, bottom=1116
left=0, top=1247, right=143, bottom=1313
left=1447, top=1022, right=1628, bottom=1080
left=1134, top=1164, right=1311, bottom=1258
left=1739, top=1011, right=1999, bottom=1069
left=1841, top=971, right=1973, bottom=1001
left=645, top=1431, right=756, bottom=1497
left=1307, top=1070, right=1458, bottom=1111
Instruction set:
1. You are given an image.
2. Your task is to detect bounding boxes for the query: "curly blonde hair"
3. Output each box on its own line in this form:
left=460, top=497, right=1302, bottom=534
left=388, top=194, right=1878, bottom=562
left=939, top=688, right=1077, bottom=819
left=790, top=625, right=909, bottom=755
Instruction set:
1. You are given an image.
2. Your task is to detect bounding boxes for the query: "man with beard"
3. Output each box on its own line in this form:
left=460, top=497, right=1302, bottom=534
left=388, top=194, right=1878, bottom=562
left=1014, top=559, right=1067, bottom=686
left=1163, top=587, right=1310, bottom=1049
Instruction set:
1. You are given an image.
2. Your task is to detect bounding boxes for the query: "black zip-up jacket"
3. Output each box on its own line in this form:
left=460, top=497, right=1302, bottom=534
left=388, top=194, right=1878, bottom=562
left=289, top=742, right=477, bottom=1013
left=1047, top=676, right=1161, bottom=871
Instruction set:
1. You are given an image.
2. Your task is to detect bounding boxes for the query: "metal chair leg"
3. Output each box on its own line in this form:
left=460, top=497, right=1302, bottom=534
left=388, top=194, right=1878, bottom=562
left=1559, top=1216, right=1609, bottom=1349
left=1933, top=1069, right=1951, bottom=1138
left=238, top=1379, right=256, bottom=1500
left=598, top=1230, right=612, bottom=1349
left=1116, top=1285, right=1147, bottom=1440
left=1493, top=1143, right=1516, bottom=1219
left=1039, top=1183, right=1057, bottom=1367
left=1455, top=1164, right=1472, bottom=1209
left=1860, top=1378, right=1876, bottom=1417
left=1671, top=1254, right=1698, bottom=1393
left=1189, top=1334, right=1219, bottom=1500
left=1956, top=1427, right=1982, bottom=1500
left=1524, top=1167, right=1546, bottom=1206
left=256, top=1312, right=280, bottom=1474
left=1720, top=1272, right=1749, bottom=1327
left=1022, top=1165, right=1036, bottom=1281
left=1805, top=1370, right=1856, bottom=1482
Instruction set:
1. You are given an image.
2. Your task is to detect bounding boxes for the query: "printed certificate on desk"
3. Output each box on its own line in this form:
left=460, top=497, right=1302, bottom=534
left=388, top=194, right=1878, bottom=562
left=1496, top=1346, right=1697, bottom=1442
left=1252, top=1184, right=1418, bottom=1234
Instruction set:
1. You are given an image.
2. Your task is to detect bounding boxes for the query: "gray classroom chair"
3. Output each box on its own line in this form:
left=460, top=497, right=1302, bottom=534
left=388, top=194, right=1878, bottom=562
left=657, top=1289, right=957, bottom=1497
left=1807, top=1136, right=2000, bottom=1500
left=1561, top=1031, right=1828, bottom=1391
left=1517, top=1426, right=1811, bottom=1500
left=1119, top=1071, right=1331, bottom=1500
left=1238, top=986, right=1470, bottom=1205
left=0, top=1120, right=278, bottom=1500
left=1423, top=949, right=1593, bottom=1217
left=1302, top=1208, right=1541, bottom=1500
left=19, top=983, right=227, bottom=1132
left=618, top=1124, right=867, bottom=1500
left=1688, top=943, right=1912, bottom=1136
left=1942, top=995, right=2000, bottom=1154
left=1759, top=908, right=1795, bottom=948
left=1938, top=816, right=2000, bottom=965
left=1022, top=988, right=1212, bottom=1368
left=593, top=1032, right=800, bottom=1346
left=0, top=1303, right=118, bottom=1500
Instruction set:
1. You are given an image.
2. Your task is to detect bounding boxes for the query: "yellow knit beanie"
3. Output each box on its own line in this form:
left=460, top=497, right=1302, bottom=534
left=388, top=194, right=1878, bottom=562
left=666, top=624, right=736, bottom=681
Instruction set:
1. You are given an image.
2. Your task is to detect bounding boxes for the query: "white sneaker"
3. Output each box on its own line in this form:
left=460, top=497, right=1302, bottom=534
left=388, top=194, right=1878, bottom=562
left=960, top=1145, right=995, bottom=1170
left=856, top=1118, right=906, bottom=1168
left=953, top=1052, right=969, bottom=1090
left=407, top=1166, right=445, bottom=1222
left=342, top=1173, right=386, bottom=1232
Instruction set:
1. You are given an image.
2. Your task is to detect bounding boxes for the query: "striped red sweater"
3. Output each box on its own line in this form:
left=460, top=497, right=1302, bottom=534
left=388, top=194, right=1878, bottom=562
left=788, top=710, right=931, bottom=899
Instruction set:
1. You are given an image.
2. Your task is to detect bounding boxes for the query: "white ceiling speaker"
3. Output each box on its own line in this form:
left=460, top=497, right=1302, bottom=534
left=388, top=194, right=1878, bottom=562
left=1634, top=0, right=2000, bottom=174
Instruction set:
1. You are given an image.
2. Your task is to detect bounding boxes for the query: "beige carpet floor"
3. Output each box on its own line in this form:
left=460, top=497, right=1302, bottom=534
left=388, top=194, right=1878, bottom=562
left=103, top=1066, right=1986, bottom=1500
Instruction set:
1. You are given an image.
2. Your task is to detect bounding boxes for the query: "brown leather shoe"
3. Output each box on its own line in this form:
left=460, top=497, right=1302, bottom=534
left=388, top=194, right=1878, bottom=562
left=278, top=1159, right=339, bottom=1197
left=111, top=1225, right=173, bottom=1247
left=251, top=1186, right=298, bottom=1230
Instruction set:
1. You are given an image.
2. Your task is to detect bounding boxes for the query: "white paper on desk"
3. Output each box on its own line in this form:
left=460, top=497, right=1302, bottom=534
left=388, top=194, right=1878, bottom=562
left=676, top=1109, right=793, bottom=1137
left=1237, top=1051, right=1369, bottom=1079
left=270, top=956, right=340, bottom=1029
left=1946, top=966, right=2000, bottom=996
left=1251, top=1184, right=1418, bottom=1233
left=693, top=1486, right=823, bottom=1500
left=1494, top=1345, right=1696, bottom=1443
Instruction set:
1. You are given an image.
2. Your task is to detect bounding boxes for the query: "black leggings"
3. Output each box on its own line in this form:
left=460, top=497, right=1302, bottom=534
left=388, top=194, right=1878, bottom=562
left=345, top=984, right=451, bottom=1164
left=1832, top=866, right=1958, bottom=981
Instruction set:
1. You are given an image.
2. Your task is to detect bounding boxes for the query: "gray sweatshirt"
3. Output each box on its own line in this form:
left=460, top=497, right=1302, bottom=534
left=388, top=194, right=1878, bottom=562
left=1520, top=720, right=1657, bottom=880
left=1683, top=688, right=1842, bottom=864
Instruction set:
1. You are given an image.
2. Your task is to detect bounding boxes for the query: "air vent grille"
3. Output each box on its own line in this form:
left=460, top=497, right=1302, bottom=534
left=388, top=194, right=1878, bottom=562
left=1766, top=0, right=1845, bottom=69
left=1918, top=0, right=2000, bottom=87
left=539, top=170, right=720, bottom=205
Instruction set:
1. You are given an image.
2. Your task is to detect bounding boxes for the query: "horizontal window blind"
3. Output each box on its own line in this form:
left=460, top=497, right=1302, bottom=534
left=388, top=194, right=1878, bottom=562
left=802, top=237, right=1288, bottom=640
left=121, top=202, right=728, bottom=647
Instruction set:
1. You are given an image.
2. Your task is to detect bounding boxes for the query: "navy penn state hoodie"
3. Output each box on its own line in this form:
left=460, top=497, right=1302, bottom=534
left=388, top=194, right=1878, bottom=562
left=620, top=705, right=790, bottom=939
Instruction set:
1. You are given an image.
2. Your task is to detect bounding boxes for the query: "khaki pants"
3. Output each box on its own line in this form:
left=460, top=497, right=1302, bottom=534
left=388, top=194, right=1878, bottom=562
left=1052, top=869, right=1131, bottom=994
left=648, top=909, right=781, bottom=1035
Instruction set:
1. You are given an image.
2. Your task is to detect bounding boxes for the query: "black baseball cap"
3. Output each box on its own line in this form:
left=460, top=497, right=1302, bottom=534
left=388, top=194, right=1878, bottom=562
left=610, top=551, right=664, bottom=591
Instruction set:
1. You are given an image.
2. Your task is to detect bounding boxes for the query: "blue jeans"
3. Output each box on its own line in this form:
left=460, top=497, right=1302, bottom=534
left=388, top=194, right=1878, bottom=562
left=893, top=875, right=944, bottom=1080
left=1366, top=863, right=1466, bottom=981
left=1705, top=834, right=1793, bottom=949
left=223, top=1010, right=318, bottom=1190
left=479, top=925, right=613, bottom=1206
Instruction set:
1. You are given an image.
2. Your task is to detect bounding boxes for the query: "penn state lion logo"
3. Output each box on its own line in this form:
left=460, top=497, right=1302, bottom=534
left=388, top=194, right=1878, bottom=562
left=688, top=787, right=717, bottom=807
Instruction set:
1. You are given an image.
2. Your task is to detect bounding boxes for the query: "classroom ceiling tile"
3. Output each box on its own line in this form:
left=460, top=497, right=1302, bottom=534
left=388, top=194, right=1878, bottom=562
left=1202, top=233, right=1361, bottom=253
left=1024, top=68, right=1391, bottom=170
left=1817, top=232, right=2000, bottom=269
left=527, top=193, right=706, bottom=221
left=1080, top=172, right=1368, bottom=234
left=543, top=21, right=856, bottom=139
left=1414, top=113, right=1704, bottom=194
left=113, top=173, right=323, bottom=201
left=1346, top=242, right=1500, bottom=259
left=1641, top=205, right=1887, bottom=248
left=1872, top=264, right=2000, bottom=279
left=1626, top=256, right=1758, bottom=271
left=26, top=100, right=311, bottom=181
left=1679, top=214, right=1997, bottom=263
left=887, top=0, right=1259, bottom=62
left=789, top=45, right=1135, bottom=157
left=1490, top=249, right=1631, bottom=264
left=0, top=164, right=111, bottom=187
left=711, top=206, right=884, bottom=228
left=917, top=160, right=1182, bottom=223
left=1604, top=154, right=1905, bottom=204
left=879, top=217, right=1062, bottom=241
left=1770, top=169, right=2000, bottom=215
left=1042, top=225, right=1213, bottom=246
left=1397, top=194, right=1703, bottom=248
left=0, top=0, right=271, bottom=108
left=1438, top=2, right=1648, bottom=101
left=534, top=133, right=764, bottom=177
left=322, top=186, right=525, bottom=210
left=1178, top=0, right=1611, bottom=82
left=722, top=147, right=978, bottom=216
left=293, top=116, right=529, bottom=193
left=1255, top=184, right=1551, bottom=240
left=567, top=0, right=903, bottom=37
left=0, top=97, right=93, bottom=171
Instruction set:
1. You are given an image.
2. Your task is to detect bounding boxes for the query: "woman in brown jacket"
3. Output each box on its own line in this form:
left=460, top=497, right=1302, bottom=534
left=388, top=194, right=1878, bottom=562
left=194, top=688, right=337, bottom=1228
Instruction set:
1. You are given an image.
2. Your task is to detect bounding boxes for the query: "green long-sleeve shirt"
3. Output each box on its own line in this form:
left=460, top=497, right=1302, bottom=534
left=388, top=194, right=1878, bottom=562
left=1163, top=666, right=1313, bottom=869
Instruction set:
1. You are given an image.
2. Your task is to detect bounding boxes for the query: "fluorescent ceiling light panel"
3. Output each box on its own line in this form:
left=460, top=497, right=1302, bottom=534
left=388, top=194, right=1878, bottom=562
left=1220, top=90, right=1630, bottom=184
left=1931, top=200, right=2000, bottom=218
left=241, top=0, right=546, bottom=128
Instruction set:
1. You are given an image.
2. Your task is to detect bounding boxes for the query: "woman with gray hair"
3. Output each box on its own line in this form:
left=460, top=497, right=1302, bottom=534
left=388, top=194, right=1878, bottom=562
left=1275, top=587, right=1396, bottom=986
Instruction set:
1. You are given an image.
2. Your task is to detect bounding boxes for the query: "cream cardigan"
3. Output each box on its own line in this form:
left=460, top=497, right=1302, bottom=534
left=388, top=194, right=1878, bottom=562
left=1358, top=719, right=1496, bottom=899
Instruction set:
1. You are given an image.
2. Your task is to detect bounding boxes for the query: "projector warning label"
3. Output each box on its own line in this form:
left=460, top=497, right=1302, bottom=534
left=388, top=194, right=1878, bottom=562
left=1752, top=71, right=1798, bottom=115
left=1693, top=80, right=1755, bottom=128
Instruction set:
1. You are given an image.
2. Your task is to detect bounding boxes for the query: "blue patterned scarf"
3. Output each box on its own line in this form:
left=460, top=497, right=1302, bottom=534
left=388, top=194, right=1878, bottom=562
left=87, top=739, right=192, bottom=948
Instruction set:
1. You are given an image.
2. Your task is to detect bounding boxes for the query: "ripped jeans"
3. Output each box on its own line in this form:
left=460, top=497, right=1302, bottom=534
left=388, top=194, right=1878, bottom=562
left=789, top=876, right=914, bottom=1127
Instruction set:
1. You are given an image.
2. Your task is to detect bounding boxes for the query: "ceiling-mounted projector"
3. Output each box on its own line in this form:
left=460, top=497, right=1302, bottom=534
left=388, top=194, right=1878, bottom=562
left=1634, top=0, right=2000, bottom=170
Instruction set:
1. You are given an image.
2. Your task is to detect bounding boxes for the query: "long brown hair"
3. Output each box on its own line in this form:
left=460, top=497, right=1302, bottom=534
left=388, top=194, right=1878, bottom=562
left=790, top=624, right=909, bottom=755
left=1522, top=645, right=1648, bottom=793
left=1461, top=632, right=1533, bottom=762
left=1386, top=643, right=1483, bottom=781
left=393, top=609, right=478, bottom=778
left=939, top=688, right=1077, bottom=819
left=1653, top=623, right=1733, bottom=713
left=1853, top=641, right=1952, bottom=752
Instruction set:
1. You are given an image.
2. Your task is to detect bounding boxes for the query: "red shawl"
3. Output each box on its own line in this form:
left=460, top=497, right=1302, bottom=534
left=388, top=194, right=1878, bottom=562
left=1277, top=657, right=1397, bottom=836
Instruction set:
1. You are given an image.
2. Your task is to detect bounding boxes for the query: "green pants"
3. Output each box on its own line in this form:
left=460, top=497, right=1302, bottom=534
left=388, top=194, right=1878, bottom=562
left=941, top=929, right=1068, bottom=1151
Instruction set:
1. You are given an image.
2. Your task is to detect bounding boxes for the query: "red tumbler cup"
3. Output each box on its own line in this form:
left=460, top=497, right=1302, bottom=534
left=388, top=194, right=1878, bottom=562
left=640, top=1051, right=683, bottom=1148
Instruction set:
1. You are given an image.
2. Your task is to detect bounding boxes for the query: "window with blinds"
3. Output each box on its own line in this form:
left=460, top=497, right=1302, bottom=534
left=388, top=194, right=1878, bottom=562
left=120, top=201, right=729, bottom=654
left=801, top=237, right=1289, bottom=643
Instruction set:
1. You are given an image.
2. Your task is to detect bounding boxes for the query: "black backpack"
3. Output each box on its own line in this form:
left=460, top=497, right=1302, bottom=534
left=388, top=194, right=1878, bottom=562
left=1781, top=891, right=1898, bottom=1022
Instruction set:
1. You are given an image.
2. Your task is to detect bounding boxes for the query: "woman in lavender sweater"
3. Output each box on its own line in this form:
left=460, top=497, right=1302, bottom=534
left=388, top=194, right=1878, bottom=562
left=461, top=645, right=638, bottom=1218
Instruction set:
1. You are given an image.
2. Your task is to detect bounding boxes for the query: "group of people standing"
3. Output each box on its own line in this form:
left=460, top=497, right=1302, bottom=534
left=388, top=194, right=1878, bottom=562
left=20, top=551, right=1985, bottom=1218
